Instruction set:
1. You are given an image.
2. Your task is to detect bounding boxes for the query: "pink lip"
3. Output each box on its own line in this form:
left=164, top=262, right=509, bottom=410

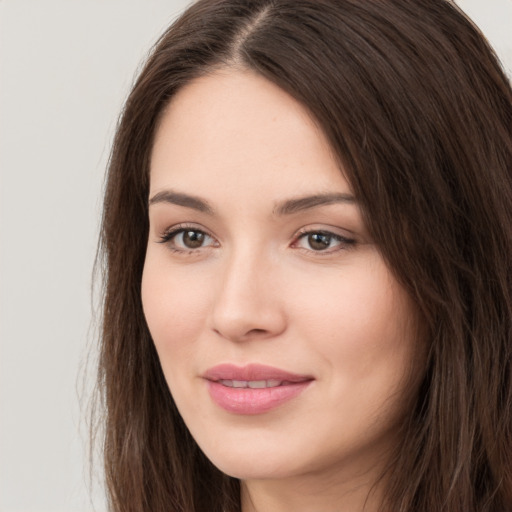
left=203, top=364, right=313, bottom=415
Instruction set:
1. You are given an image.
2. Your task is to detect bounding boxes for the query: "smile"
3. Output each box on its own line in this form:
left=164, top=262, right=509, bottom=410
left=218, top=379, right=284, bottom=388
left=203, top=364, right=313, bottom=415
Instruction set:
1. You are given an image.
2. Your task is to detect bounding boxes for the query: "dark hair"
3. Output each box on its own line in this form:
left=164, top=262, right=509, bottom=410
left=96, top=1, right=512, bottom=510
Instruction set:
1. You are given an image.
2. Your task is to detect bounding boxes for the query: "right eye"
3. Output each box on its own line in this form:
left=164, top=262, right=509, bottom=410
left=159, top=227, right=217, bottom=252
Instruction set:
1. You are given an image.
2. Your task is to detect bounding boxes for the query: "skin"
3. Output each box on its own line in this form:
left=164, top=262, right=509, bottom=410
left=142, top=69, right=421, bottom=512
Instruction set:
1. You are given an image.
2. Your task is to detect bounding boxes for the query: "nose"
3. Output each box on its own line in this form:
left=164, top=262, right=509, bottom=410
left=210, top=248, right=287, bottom=342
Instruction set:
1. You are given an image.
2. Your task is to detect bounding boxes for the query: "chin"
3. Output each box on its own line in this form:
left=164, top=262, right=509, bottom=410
left=208, top=453, right=291, bottom=481
left=194, top=432, right=300, bottom=480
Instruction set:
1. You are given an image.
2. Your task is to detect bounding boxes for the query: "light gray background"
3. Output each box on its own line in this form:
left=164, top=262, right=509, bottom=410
left=0, top=1, right=511, bottom=511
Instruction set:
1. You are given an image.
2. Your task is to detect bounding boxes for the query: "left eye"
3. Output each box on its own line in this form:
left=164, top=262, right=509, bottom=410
left=295, top=231, right=353, bottom=251
left=162, top=228, right=215, bottom=250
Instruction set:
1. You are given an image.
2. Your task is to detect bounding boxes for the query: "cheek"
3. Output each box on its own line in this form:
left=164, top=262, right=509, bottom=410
left=141, top=255, right=211, bottom=368
left=291, top=258, right=418, bottom=398
left=295, top=259, right=411, bottom=344
left=338, top=285, right=413, bottom=372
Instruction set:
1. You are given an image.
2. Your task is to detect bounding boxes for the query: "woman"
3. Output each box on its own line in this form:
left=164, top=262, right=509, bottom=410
left=96, top=0, right=512, bottom=511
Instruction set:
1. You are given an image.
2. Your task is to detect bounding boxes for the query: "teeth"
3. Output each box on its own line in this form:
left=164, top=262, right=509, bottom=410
left=218, top=379, right=283, bottom=388
left=248, top=380, right=266, bottom=389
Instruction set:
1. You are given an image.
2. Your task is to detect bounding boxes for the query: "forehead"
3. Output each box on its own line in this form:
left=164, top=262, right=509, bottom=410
left=149, top=69, right=351, bottom=201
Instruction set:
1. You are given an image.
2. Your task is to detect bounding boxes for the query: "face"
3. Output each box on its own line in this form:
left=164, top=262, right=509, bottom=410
left=142, top=69, right=420, bottom=485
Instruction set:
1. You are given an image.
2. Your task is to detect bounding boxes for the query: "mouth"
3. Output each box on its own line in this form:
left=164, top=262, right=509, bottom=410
left=203, top=364, right=314, bottom=414
left=217, top=379, right=291, bottom=388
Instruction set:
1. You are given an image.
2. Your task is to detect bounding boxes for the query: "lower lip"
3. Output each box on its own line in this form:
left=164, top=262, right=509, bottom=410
left=206, top=380, right=311, bottom=415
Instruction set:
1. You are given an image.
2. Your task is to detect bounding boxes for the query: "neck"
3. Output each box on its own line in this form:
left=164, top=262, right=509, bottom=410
left=240, top=465, right=386, bottom=512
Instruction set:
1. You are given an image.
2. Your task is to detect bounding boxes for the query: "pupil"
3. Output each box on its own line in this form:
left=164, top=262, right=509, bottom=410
left=309, top=233, right=331, bottom=250
left=183, top=230, right=204, bottom=248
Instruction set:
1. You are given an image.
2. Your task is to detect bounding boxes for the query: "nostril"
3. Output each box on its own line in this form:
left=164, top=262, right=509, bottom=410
left=248, top=328, right=267, bottom=335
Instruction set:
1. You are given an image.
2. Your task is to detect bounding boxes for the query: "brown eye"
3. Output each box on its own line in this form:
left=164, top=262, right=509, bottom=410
left=160, top=228, right=216, bottom=251
left=181, top=230, right=206, bottom=248
left=307, top=233, right=333, bottom=251
left=294, top=230, right=356, bottom=253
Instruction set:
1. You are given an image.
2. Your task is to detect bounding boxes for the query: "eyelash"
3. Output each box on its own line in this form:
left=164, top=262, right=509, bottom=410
left=158, top=224, right=356, bottom=255
left=292, top=228, right=356, bottom=254
left=158, top=224, right=217, bottom=254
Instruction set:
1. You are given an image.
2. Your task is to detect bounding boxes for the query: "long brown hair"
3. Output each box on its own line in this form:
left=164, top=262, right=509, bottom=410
left=96, top=1, right=512, bottom=510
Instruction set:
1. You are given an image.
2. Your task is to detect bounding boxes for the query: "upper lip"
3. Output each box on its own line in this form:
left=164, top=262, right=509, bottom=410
left=203, top=363, right=313, bottom=383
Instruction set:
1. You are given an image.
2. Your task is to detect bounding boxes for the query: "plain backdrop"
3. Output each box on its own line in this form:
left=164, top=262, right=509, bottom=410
left=0, top=1, right=511, bottom=511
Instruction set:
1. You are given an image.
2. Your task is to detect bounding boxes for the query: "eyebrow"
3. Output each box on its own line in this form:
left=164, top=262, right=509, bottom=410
left=273, top=192, right=356, bottom=215
left=148, top=190, right=214, bottom=214
left=148, top=190, right=356, bottom=215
